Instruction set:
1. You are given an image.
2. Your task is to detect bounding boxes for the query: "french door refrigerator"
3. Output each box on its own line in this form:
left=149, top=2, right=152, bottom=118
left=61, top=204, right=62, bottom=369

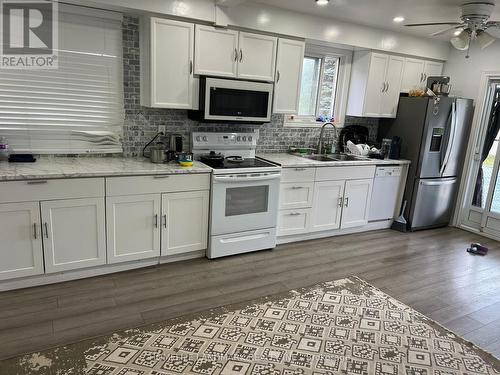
left=380, top=96, right=473, bottom=230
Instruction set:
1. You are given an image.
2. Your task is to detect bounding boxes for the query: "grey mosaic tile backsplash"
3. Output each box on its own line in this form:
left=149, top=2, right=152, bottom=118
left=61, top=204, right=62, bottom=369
left=122, top=16, right=379, bottom=157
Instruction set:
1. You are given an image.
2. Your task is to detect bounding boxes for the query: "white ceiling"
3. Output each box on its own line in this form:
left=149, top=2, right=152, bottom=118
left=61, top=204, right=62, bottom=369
left=251, top=0, right=500, bottom=39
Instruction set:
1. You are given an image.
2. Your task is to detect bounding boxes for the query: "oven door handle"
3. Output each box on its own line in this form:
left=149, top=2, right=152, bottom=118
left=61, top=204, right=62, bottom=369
left=213, top=174, right=281, bottom=183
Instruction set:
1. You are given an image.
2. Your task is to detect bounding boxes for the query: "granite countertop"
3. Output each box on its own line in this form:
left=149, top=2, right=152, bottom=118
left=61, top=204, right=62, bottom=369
left=0, top=157, right=212, bottom=181
left=258, top=153, right=411, bottom=168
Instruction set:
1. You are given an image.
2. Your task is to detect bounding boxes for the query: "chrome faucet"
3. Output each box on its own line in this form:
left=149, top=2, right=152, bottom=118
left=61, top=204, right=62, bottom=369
left=317, top=122, right=338, bottom=154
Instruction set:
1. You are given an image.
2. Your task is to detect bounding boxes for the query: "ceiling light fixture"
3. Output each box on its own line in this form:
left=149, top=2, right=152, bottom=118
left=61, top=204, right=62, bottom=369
left=450, top=30, right=470, bottom=51
left=393, top=16, right=405, bottom=23
left=453, top=29, right=463, bottom=36
left=315, top=0, right=329, bottom=5
left=477, top=30, right=496, bottom=49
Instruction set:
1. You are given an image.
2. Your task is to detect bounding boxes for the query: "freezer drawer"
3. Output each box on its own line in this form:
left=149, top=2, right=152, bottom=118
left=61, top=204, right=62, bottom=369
left=410, top=177, right=458, bottom=230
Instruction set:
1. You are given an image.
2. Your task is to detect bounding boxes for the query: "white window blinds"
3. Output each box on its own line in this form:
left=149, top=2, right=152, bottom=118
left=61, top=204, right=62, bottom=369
left=0, top=5, right=124, bottom=154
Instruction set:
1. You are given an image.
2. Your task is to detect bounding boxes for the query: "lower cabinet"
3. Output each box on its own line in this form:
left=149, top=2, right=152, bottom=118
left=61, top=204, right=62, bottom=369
left=310, top=181, right=345, bottom=232
left=106, top=194, right=162, bottom=264
left=341, top=179, right=373, bottom=229
left=277, top=208, right=311, bottom=236
left=0, top=202, right=44, bottom=281
left=41, top=198, right=106, bottom=273
left=161, top=191, right=209, bottom=256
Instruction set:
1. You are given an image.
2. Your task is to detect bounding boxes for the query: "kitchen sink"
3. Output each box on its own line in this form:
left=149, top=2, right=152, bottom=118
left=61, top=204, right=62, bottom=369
left=304, top=154, right=369, bottom=162
left=305, top=155, right=337, bottom=161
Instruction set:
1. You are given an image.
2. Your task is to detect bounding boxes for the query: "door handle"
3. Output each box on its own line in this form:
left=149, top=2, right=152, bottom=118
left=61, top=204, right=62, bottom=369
left=162, top=214, right=167, bottom=229
left=44, top=222, right=49, bottom=239
left=239, top=49, right=243, bottom=62
left=344, top=197, right=349, bottom=207
left=154, top=214, right=158, bottom=228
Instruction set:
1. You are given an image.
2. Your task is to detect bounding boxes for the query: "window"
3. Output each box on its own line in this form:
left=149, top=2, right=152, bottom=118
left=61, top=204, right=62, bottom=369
left=286, top=45, right=352, bottom=128
left=0, top=5, right=124, bottom=154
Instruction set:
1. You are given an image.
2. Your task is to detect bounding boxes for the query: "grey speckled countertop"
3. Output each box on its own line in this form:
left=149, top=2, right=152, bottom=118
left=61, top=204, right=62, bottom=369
left=0, top=157, right=212, bottom=181
left=258, top=153, right=411, bottom=168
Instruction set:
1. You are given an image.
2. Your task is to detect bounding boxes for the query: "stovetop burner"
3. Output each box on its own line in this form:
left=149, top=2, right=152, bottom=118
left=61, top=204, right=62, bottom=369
left=202, top=157, right=277, bottom=170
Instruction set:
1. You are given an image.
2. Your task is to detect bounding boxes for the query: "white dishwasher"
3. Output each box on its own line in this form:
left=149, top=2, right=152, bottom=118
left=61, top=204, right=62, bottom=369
left=369, top=166, right=402, bottom=221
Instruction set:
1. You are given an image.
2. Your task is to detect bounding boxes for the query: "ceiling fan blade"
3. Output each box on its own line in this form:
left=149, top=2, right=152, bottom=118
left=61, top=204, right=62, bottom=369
left=431, top=25, right=464, bottom=36
left=486, top=21, right=500, bottom=28
left=405, top=22, right=462, bottom=27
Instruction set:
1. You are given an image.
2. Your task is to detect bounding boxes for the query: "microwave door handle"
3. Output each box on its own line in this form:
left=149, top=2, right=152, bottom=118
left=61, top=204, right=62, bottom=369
left=213, top=174, right=281, bottom=183
left=440, top=101, right=457, bottom=176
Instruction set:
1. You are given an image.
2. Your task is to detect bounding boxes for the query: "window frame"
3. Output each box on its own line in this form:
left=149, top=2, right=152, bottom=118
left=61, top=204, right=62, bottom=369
left=284, top=44, right=352, bottom=128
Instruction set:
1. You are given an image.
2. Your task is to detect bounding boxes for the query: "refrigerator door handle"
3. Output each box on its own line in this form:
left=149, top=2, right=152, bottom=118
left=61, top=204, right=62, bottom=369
left=440, top=101, right=457, bottom=176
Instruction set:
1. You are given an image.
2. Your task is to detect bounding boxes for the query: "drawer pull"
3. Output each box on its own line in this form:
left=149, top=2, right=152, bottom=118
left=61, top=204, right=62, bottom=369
left=153, top=175, right=170, bottom=179
left=294, top=168, right=307, bottom=171
left=291, top=186, right=304, bottom=190
left=289, top=212, right=301, bottom=216
left=27, top=180, right=48, bottom=185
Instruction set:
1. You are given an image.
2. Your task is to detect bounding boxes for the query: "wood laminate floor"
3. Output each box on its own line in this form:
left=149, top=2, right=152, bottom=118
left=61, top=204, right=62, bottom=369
left=1, top=227, right=500, bottom=360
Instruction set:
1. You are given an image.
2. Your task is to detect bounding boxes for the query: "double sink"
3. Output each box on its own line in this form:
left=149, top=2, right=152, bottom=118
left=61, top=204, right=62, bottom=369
left=297, top=153, right=370, bottom=162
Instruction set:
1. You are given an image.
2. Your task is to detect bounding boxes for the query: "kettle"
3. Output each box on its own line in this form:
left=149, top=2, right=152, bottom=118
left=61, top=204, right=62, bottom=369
left=143, top=132, right=168, bottom=163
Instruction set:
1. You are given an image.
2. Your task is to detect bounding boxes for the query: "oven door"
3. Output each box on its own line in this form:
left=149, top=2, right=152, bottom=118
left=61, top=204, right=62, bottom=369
left=204, top=78, right=273, bottom=123
left=211, top=172, right=281, bottom=236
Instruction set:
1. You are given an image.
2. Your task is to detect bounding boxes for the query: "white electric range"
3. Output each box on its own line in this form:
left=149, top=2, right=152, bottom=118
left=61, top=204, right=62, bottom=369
left=192, top=132, right=281, bottom=259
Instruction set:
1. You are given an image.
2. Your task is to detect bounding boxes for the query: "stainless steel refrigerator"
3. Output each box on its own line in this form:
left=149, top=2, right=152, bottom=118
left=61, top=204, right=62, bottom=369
left=380, top=96, right=473, bottom=230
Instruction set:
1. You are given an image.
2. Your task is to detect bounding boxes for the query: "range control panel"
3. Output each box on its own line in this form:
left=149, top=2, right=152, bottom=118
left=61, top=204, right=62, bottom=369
left=192, top=132, right=258, bottom=148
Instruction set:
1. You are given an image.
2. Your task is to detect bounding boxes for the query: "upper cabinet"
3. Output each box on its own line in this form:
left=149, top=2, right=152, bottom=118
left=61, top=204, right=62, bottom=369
left=347, top=51, right=404, bottom=118
left=140, top=17, right=196, bottom=109
left=273, top=39, right=305, bottom=114
left=401, top=58, right=444, bottom=92
left=195, top=25, right=277, bottom=82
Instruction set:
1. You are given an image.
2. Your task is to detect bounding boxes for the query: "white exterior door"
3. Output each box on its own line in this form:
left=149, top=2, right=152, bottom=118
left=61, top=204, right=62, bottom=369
left=41, top=198, right=106, bottom=273
left=380, top=56, right=405, bottom=117
left=106, top=194, right=161, bottom=263
left=341, top=179, right=373, bottom=229
left=195, top=25, right=239, bottom=78
left=0, top=202, right=44, bottom=281
left=423, top=61, right=444, bottom=82
left=401, top=58, right=425, bottom=92
left=310, top=180, right=345, bottom=232
left=150, top=18, right=194, bottom=108
left=363, top=53, right=388, bottom=117
left=273, top=38, right=305, bottom=114
left=161, top=191, right=209, bottom=256
left=237, top=32, right=277, bottom=81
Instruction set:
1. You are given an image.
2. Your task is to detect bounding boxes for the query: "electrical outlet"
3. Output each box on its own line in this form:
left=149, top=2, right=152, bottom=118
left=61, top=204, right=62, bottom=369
left=158, top=125, right=166, bottom=134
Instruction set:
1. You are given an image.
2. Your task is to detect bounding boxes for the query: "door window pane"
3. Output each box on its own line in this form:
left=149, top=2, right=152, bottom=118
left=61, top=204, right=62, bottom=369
left=225, top=186, right=269, bottom=216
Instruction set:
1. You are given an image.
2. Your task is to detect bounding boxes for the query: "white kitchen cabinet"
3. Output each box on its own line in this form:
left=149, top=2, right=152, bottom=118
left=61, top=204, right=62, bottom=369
left=347, top=51, right=404, bottom=118
left=41, top=198, right=106, bottom=273
left=280, top=182, right=314, bottom=210
left=278, top=208, right=311, bottom=236
left=238, top=32, right=277, bottom=81
left=0, top=202, right=44, bottom=281
left=341, top=179, right=373, bottom=229
left=273, top=38, right=305, bottom=114
left=161, top=190, right=209, bottom=256
left=194, top=25, right=239, bottom=78
left=310, top=180, right=345, bottom=232
left=140, top=17, right=195, bottom=109
left=106, top=194, right=161, bottom=264
left=401, top=58, right=444, bottom=93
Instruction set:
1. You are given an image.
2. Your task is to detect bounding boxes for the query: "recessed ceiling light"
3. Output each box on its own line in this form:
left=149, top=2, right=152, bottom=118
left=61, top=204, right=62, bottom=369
left=315, top=0, right=329, bottom=5
left=393, top=16, right=405, bottom=23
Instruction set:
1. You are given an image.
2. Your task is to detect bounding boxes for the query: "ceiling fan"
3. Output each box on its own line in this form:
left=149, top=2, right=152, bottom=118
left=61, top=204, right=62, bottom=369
left=405, top=1, right=500, bottom=57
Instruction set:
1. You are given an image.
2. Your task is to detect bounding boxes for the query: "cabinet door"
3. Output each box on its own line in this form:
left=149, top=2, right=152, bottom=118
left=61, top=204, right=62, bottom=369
left=278, top=208, right=311, bottom=236
left=279, top=182, right=314, bottom=209
left=310, top=181, right=345, bottom=232
left=363, top=53, right=388, bottom=116
left=150, top=18, right=194, bottom=109
left=341, top=179, right=373, bottom=229
left=107, top=194, right=161, bottom=264
left=0, top=202, right=43, bottom=281
left=423, top=61, right=444, bottom=81
left=161, top=191, right=209, bottom=256
left=237, top=32, right=277, bottom=81
left=41, top=198, right=106, bottom=273
left=401, top=58, right=425, bottom=92
left=195, top=25, right=239, bottom=78
left=273, top=39, right=305, bottom=114
left=380, top=55, right=405, bottom=118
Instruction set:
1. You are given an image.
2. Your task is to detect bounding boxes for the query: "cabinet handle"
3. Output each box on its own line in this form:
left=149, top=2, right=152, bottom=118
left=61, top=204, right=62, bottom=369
left=338, top=197, right=343, bottom=207
left=44, top=222, right=49, bottom=238
left=289, top=212, right=301, bottom=216
left=294, top=168, right=306, bottom=171
left=27, top=180, right=48, bottom=185
left=344, top=197, right=349, bottom=207
left=189, top=60, right=193, bottom=74
left=163, top=214, right=167, bottom=229
left=276, top=70, right=280, bottom=83
left=291, top=186, right=303, bottom=190
left=423, top=73, right=427, bottom=82
left=385, top=82, right=390, bottom=92
left=153, top=175, right=170, bottom=179
left=234, top=48, right=238, bottom=62
left=33, top=223, right=37, bottom=239
left=239, top=49, right=243, bottom=62
left=154, top=214, right=158, bottom=228
left=381, top=82, right=385, bottom=93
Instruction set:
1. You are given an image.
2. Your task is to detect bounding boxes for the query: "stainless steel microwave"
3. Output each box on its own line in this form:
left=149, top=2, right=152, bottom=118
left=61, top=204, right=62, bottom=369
left=191, top=77, right=274, bottom=123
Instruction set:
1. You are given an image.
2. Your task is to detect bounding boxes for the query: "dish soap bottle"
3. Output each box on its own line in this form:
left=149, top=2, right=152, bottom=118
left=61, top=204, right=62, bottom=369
left=0, top=137, right=9, bottom=161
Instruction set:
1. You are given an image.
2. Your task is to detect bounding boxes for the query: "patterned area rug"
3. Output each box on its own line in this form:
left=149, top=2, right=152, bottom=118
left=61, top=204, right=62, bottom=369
left=1, top=276, right=499, bottom=375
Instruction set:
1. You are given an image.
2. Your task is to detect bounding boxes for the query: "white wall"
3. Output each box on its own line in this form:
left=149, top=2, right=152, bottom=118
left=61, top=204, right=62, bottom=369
left=444, top=43, right=500, bottom=101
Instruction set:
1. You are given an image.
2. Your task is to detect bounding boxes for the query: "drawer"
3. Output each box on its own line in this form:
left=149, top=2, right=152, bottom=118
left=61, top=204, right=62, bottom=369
left=315, top=166, right=376, bottom=181
left=106, top=174, right=210, bottom=196
left=0, top=178, right=105, bottom=204
left=277, top=208, right=311, bottom=236
left=281, top=167, right=315, bottom=183
left=279, top=182, right=314, bottom=209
